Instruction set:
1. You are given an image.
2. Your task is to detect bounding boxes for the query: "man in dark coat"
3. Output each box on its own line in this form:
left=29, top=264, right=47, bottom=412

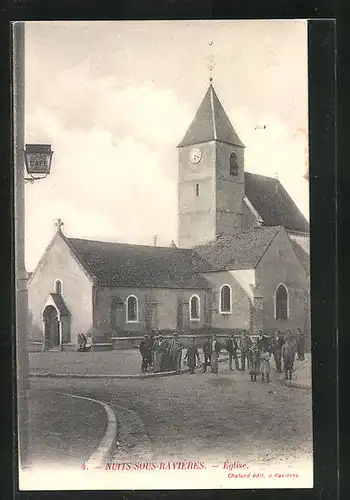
left=282, top=336, right=297, bottom=380
left=256, top=330, right=270, bottom=353
left=271, top=330, right=284, bottom=372
left=296, top=328, right=305, bottom=361
left=147, top=333, right=155, bottom=367
left=226, top=333, right=239, bottom=371
left=210, top=334, right=221, bottom=374
left=139, top=334, right=152, bottom=372
left=185, top=337, right=200, bottom=374
left=202, top=336, right=211, bottom=373
left=240, top=332, right=253, bottom=371
left=169, top=332, right=183, bottom=374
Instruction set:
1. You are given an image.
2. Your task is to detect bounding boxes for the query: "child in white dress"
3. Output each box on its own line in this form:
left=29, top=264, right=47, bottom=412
left=260, top=351, right=271, bottom=383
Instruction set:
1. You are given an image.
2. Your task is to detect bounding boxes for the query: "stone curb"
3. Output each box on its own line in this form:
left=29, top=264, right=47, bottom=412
left=57, top=392, right=117, bottom=468
left=29, top=356, right=230, bottom=380
left=30, top=370, right=187, bottom=379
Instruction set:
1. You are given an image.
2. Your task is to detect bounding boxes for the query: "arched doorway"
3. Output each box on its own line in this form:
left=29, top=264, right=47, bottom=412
left=43, top=305, right=60, bottom=348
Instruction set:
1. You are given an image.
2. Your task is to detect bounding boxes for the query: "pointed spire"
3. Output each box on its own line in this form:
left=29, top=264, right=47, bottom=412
left=178, top=84, right=245, bottom=148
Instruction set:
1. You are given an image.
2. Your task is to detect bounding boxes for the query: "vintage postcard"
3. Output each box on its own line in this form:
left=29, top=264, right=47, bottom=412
left=14, top=19, right=312, bottom=490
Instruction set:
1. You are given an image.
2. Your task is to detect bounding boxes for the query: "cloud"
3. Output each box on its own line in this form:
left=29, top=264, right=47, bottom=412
left=24, top=20, right=308, bottom=270
left=25, top=83, right=183, bottom=269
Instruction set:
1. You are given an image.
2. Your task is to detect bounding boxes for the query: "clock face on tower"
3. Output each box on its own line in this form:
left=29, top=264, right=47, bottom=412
left=189, top=147, right=202, bottom=165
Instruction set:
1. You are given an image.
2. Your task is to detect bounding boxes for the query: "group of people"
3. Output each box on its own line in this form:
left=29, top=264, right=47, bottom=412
left=225, top=328, right=305, bottom=382
left=139, top=328, right=305, bottom=380
left=139, top=333, right=201, bottom=374
left=77, top=332, right=93, bottom=352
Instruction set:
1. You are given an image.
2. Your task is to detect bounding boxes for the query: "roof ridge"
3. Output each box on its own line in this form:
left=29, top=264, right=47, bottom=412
left=210, top=85, right=217, bottom=140
left=67, top=237, right=190, bottom=252
left=216, top=225, right=281, bottom=239
left=245, top=171, right=278, bottom=181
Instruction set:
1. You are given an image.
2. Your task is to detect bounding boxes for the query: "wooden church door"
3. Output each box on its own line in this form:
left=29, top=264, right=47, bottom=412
left=111, top=298, right=125, bottom=331
left=177, top=300, right=190, bottom=332
left=43, top=305, right=59, bottom=348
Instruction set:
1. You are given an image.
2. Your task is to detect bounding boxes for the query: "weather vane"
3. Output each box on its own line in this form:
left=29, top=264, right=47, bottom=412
left=207, top=41, right=215, bottom=82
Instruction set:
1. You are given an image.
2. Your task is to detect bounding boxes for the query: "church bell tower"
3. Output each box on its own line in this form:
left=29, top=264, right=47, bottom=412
left=177, top=82, right=245, bottom=248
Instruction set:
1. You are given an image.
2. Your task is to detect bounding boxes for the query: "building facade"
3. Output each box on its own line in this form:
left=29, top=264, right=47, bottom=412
left=28, top=83, right=310, bottom=350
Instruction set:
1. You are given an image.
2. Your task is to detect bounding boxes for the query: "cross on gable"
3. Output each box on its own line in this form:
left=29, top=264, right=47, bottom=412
left=55, top=218, right=64, bottom=232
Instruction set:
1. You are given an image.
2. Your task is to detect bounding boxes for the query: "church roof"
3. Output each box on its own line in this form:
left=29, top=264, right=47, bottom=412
left=50, top=293, right=70, bottom=316
left=194, top=226, right=281, bottom=271
left=178, top=84, right=245, bottom=148
left=66, top=238, right=212, bottom=289
left=245, top=172, right=309, bottom=233
left=290, top=240, right=309, bottom=274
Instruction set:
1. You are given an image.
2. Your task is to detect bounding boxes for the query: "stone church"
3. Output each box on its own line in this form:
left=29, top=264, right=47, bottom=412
left=28, top=83, right=310, bottom=350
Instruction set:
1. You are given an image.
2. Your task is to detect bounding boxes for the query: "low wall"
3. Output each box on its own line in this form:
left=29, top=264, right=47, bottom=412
left=28, top=341, right=43, bottom=352
left=110, top=334, right=258, bottom=350
left=28, top=341, right=113, bottom=352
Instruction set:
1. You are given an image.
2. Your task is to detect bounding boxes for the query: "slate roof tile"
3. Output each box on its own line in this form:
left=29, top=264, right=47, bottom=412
left=194, top=226, right=281, bottom=271
left=50, top=293, right=70, bottom=315
left=245, top=172, right=309, bottom=233
left=178, top=84, right=245, bottom=148
left=67, top=238, right=212, bottom=288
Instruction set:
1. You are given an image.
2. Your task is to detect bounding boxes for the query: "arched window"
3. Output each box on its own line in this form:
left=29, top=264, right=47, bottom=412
left=229, top=152, right=239, bottom=176
left=126, top=295, right=138, bottom=323
left=220, top=285, right=232, bottom=313
left=190, top=295, right=200, bottom=321
left=54, top=280, right=62, bottom=294
left=275, top=284, right=289, bottom=320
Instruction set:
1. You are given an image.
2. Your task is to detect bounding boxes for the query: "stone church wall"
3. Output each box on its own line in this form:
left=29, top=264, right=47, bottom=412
left=28, top=234, right=93, bottom=346
left=202, top=271, right=251, bottom=330
left=93, top=286, right=209, bottom=336
left=256, top=228, right=310, bottom=337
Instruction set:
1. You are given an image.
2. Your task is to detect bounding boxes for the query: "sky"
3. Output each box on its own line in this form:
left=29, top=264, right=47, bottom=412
left=24, top=20, right=309, bottom=271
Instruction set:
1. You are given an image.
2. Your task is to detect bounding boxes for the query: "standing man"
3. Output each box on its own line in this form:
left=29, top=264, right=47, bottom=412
left=147, top=332, right=155, bottom=368
left=210, top=334, right=221, bottom=374
left=77, top=333, right=85, bottom=352
left=256, top=330, right=270, bottom=353
left=282, top=335, right=297, bottom=380
left=139, top=334, right=152, bottom=372
left=185, top=337, right=200, bottom=374
left=153, top=335, right=166, bottom=373
left=271, top=330, right=284, bottom=372
left=169, top=332, right=183, bottom=374
left=202, top=336, right=211, bottom=373
left=296, top=328, right=305, bottom=361
left=240, top=331, right=253, bottom=371
left=226, top=333, right=239, bottom=371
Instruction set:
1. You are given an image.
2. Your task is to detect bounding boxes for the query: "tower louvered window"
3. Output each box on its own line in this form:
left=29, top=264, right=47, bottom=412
left=229, top=152, right=238, bottom=176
